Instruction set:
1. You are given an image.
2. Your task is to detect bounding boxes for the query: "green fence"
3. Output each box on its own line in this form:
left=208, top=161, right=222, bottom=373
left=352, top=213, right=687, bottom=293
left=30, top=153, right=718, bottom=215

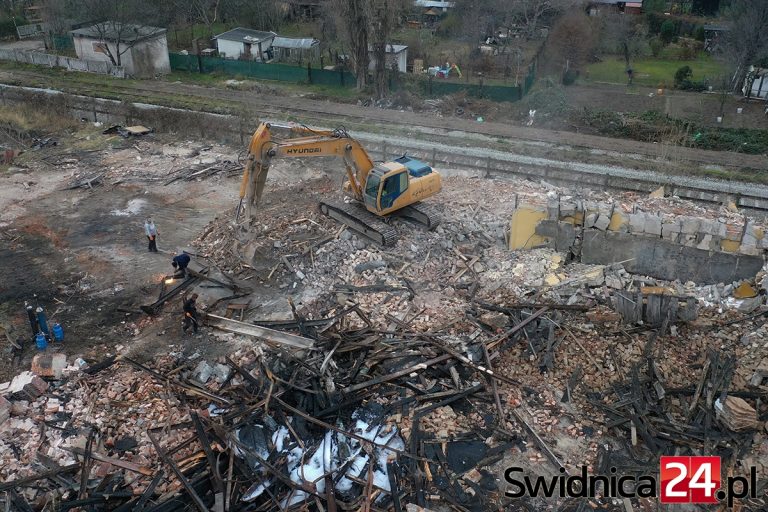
left=409, top=58, right=537, bottom=102
left=170, top=53, right=355, bottom=87
left=52, top=35, right=74, bottom=50
left=169, top=52, right=537, bottom=102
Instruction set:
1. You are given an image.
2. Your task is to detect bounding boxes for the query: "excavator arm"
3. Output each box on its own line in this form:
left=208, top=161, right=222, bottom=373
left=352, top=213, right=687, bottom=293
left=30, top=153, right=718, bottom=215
left=237, top=123, right=376, bottom=221
left=235, top=122, right=442, bottom=246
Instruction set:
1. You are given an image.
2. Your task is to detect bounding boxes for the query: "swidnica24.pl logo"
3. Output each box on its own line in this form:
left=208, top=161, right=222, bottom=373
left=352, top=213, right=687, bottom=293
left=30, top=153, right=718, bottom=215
left=504, top=456, right=756, bottom=507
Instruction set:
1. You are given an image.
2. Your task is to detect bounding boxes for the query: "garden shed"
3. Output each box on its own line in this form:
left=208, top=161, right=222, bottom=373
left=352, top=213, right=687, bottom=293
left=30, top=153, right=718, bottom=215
left=272, top=36, right=320, bottom=64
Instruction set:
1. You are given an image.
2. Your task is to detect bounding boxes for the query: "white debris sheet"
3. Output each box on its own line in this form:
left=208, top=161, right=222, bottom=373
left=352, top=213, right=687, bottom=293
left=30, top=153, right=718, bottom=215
left=234, top=407, right=404, bottom=505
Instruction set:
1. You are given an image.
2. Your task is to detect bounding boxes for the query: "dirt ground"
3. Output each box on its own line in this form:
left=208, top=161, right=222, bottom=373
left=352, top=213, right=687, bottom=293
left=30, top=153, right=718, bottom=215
left=0, top=132, right=258, bottom=381
left=1, top=67, right=765, bottom=174
left=561, top=83, right=768, bottom=130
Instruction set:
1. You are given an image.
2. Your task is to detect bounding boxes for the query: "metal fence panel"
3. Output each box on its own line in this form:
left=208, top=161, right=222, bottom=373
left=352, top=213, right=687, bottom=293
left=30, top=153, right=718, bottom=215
left=16, top=23, right=47, bottom=39
left=168, top=52, right=536, bottom=101
left=170, top=53, right=356, bottom=88
left=52, top=35, right=74, bottom=50
left=311, top=68, right=355, bottom=87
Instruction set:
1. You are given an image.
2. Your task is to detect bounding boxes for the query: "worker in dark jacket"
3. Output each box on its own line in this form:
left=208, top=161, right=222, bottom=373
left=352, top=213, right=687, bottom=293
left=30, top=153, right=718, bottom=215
left=182, top=293, right=199, bottom=334
left=171, top=253, right=191, bottom=278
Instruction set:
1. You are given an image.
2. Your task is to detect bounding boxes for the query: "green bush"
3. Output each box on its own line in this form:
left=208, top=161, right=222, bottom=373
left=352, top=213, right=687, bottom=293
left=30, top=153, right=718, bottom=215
left=694, top=25, right=705, bottom=41
left=674, top=65, right=692, bottom=86
left=436, top=14, right=461, bottom=37
left=678, top=40, right=699, bottom=60
left=583, top=109, right=768, bottom=155
left=649, top=37, right=664, bottom=57
left=0, top=17, right=19, bottom=39
left=520, top=85, right=568, bottom=116
left=660, top=20, right=676, bottom=44
left=646, top=12, right=664, bottom=34
left=677, top=79, right=707, bottom=91
left=562, top=68, right=579, bottom=85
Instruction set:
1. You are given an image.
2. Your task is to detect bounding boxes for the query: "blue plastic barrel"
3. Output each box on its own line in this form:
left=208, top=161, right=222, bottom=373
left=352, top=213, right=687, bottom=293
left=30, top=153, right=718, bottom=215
left=35, top=332, right=47, bottom=351
left=52, top=323, right=64, bottom=342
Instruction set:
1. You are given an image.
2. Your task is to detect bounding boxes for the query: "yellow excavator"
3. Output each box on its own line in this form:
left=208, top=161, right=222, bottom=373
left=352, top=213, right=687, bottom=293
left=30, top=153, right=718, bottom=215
left=237, top=123, right=442, bottom=245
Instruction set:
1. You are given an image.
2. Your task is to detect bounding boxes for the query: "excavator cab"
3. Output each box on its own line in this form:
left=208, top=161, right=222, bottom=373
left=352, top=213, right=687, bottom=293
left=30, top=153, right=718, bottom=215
left=363, top=165, right=409, bottom=212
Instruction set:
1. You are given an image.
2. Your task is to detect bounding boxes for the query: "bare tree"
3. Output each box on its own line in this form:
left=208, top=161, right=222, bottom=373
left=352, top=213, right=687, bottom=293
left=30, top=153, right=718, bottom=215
left=724, top=0, right=768, bottom=92
left=40, top=0, right=74, bottom=36
left=453, top=0, right=566, bottom=42
left=369, top=0, right=407, bottom=98
left=188, top=0, right=222, bottom=37
left=598, top=13, right=648, bottom=67
left=452, top=0, right=505, bottom=42
left=332, top=0, right=371, bottom=90
left=511, top=0, right=565, bottom=39
left=221, top=0, right=282, bottom=32
left=546, top=11, right=597, bottom=74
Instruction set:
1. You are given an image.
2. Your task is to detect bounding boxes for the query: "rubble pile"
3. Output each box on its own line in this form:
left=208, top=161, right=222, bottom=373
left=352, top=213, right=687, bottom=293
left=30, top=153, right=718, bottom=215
left=1, top=310, right=560, bottom=510
left=7, top=129, right=768, bottom=512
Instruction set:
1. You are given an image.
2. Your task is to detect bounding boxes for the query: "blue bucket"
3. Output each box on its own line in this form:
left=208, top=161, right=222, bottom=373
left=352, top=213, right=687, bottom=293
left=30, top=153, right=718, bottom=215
left=35, top=332, right=47, bottom=351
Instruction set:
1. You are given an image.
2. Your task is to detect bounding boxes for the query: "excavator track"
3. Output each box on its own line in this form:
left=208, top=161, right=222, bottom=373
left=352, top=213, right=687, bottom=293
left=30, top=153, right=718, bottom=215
left=319, top=201, right=398, bottom=246
left=395, top=202, right=441, bottom=230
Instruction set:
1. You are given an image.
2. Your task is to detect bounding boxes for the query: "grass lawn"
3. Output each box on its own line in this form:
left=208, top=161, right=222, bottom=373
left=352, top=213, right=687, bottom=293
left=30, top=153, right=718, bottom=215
left=584, top=55, right=725, bottom=87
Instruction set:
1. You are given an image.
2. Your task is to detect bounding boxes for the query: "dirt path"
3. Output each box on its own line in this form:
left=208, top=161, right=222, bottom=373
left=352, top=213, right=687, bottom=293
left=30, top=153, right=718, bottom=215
left=1, top=69, right=766, bottom=172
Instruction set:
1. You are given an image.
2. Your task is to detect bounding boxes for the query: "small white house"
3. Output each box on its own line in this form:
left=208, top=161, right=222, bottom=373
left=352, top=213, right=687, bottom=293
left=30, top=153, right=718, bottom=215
left=70, top=23, right=170, bottom=77
left=368, top=44, right=408, bottom=73
left=214, top=28, right=276, bottom=61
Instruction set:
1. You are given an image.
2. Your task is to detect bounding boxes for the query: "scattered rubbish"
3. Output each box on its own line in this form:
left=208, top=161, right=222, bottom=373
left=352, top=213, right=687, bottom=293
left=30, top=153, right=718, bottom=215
left=31, top=137, right=57, bottom=150
left=102, top=125, right=153, bottom=138
left=65, top=173, right=103, bottom=190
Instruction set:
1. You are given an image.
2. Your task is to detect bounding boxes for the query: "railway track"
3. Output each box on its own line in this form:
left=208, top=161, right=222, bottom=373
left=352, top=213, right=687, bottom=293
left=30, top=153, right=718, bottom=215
left=3, top=75, right=768, bottom=213
left=4, top=68, right=766, bottom=173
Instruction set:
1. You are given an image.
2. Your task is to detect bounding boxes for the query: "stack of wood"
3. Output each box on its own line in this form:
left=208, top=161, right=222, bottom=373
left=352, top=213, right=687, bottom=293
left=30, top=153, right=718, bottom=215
left=716, top=396, right=759, bottom=432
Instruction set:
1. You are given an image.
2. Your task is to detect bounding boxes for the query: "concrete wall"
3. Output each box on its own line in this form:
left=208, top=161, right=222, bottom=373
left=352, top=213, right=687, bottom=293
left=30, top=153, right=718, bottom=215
left=0, top=49, right=124, bottom=77
left=511, top=195, right=768, bottom=284
left=217, top=38, right=273, bottom=61
left=73, top=34, right=169, bottom=77
left=130, top=37, right=170, bottom=77
left=582, top=230, right=764, bottom=283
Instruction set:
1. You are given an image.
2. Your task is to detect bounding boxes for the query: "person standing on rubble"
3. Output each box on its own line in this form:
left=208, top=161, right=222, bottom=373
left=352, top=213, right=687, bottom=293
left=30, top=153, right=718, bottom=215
left=182, top=293, right=199, bottom=334
left=171, top=252, right=191, bottom=278
left=144, top=217, right=159, bottom=253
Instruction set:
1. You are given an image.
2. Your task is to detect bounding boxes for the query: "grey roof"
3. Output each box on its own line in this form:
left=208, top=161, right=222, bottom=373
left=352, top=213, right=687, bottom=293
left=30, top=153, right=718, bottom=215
left=214, top=27, right=276, bottom=43
left=70, top=23, right=166, bottom=43
left=414, top=0, right=455, bottom=7
left=272, top=36, right=319, bottom=49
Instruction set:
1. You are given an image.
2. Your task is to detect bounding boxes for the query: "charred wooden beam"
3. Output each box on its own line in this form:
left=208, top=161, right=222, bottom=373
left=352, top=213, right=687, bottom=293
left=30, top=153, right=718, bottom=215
left=474, top=300, right=589, bottom=313
left=0, top=463, right=80, bottom=492
left=148, top=431, right=210, bottom=512
left=342, top=354, right=452, bottom=394
left=192, top=412, right=224, bottom=494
